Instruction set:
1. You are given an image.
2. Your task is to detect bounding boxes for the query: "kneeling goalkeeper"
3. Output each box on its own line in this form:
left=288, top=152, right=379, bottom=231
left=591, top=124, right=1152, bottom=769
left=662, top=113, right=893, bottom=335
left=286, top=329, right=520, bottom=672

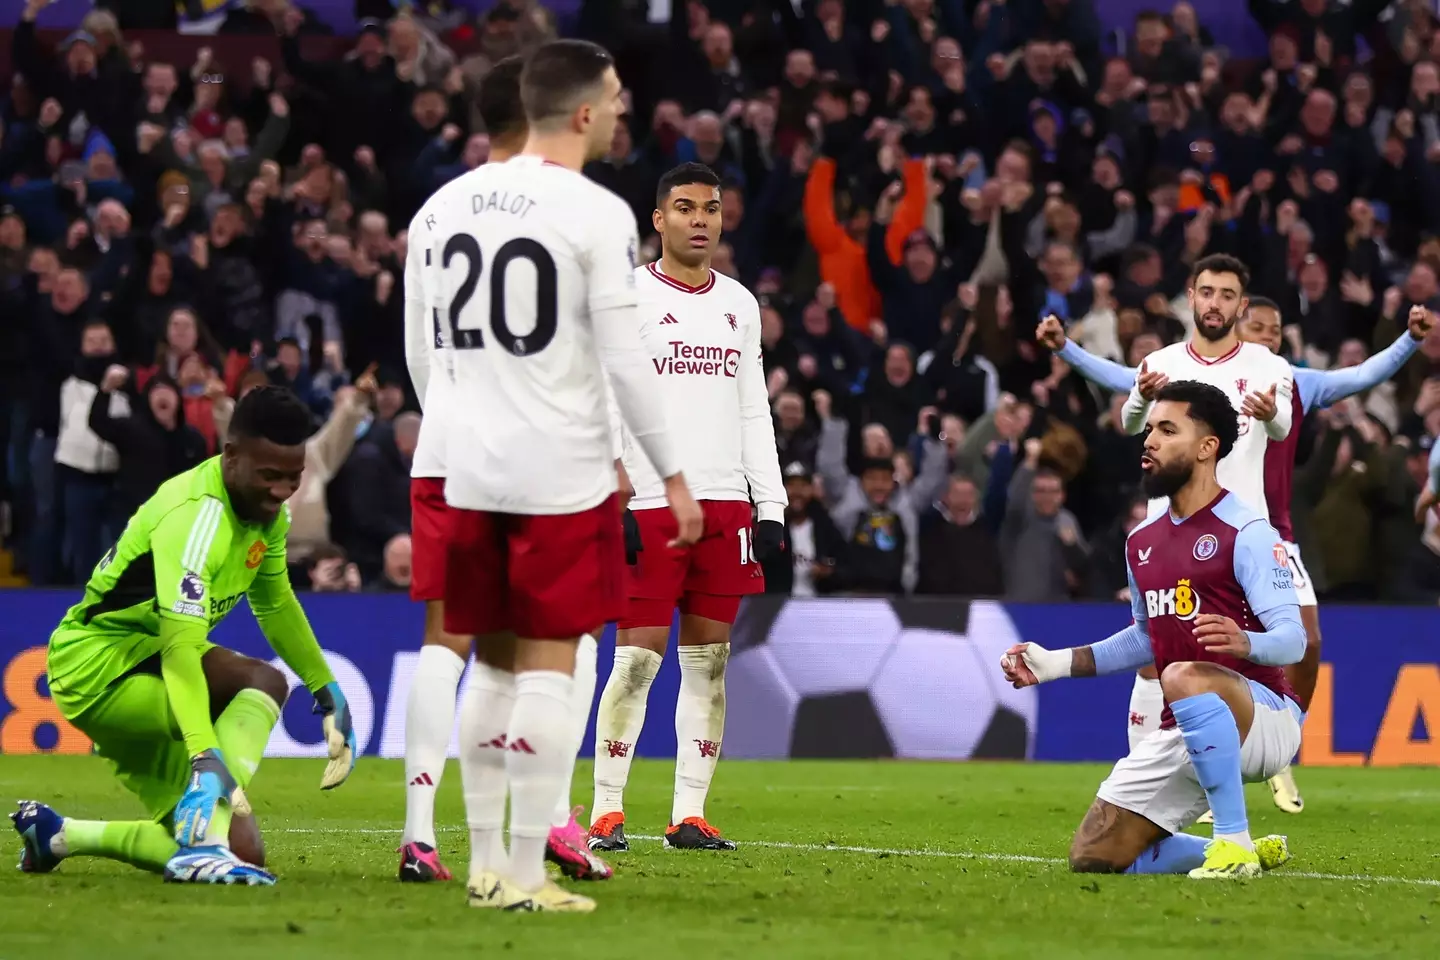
left=12, top=386, right=356, bottom=886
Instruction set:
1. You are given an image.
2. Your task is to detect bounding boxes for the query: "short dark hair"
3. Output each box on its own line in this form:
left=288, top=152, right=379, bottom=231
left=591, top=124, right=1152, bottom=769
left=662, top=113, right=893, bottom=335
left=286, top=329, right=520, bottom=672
left=477, top=55, right=526, bottom=141
left=1153, top=380, right=1239, bottom=461
left=229, top=385, right=314, bottom=447
left=520, top=40, right=614, bottom=130
left=1190, top=253, right=1250, bottom=290
left=1246, top=295, right=1280, bottom=314
left=656, top=162, right=721, bottom=208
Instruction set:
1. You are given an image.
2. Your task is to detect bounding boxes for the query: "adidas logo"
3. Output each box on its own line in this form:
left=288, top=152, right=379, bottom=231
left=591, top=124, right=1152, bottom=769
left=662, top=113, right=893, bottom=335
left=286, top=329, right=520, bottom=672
left=409, top=772, right=434, bottom=786
left=659, top=313, right=679, bottom=325
left=478, top=734, right=537, bottom=754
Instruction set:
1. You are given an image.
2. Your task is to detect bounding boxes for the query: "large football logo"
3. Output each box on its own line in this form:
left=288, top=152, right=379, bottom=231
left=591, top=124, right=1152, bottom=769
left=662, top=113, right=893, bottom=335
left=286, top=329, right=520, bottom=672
left=723, top=597, right=1037, bottom=760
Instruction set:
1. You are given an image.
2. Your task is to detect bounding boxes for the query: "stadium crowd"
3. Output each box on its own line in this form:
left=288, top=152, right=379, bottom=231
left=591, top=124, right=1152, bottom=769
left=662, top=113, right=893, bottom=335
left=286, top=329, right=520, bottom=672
left=3, top=0, right=1440, bottom=604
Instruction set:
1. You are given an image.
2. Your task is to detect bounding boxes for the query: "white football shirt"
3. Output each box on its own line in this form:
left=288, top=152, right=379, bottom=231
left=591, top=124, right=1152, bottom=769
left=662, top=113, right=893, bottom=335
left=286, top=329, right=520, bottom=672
left=422, top=156, right=679, bottom=514
left=1121, top=340, right=1294, bottom=518
left=615, top=262, right=785, bottom=523
left=404, top=175, right=463, bottom=479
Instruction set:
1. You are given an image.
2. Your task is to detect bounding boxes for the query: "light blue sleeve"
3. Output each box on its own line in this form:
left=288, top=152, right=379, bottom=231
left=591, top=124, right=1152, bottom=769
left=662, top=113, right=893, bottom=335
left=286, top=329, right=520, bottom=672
left=1057, top=340, right=1137, bottom=393
left=1090, top=562, right=1154, bottom=675
left=1232, top=520, right=1306, bottom=666
left=1304, top=333, right=1418, bottom=412
left=1429, top=441, right=1440, bottom=495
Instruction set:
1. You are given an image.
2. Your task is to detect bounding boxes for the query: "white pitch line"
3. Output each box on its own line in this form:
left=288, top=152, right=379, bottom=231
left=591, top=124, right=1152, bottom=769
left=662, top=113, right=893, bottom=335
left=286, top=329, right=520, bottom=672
left=273, top=828, right=1440, bottom=888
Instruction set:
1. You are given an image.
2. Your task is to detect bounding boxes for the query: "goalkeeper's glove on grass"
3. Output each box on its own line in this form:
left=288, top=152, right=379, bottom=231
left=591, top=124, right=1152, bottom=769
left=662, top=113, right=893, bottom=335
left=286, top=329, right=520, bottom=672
left=313, top=681, right=356, bottom=789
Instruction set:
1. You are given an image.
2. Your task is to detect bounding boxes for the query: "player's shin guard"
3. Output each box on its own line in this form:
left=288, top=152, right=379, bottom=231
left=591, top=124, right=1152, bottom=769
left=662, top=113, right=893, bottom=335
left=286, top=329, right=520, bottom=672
left=58, top=820, right=179, bottom=873
left=505, top=670, right=574, bottom=891
left=673, top=643, right=728, bottom=824
left=216, top=689, right=281, bottom=795
left=1127, top=675, right=1163, bottom=751
left=592, top=646, right=662, bottom=820
left=1171, top=693, right=1252, bottom=850
left=459, top=661, right=516, bottom=879
left=404, top=645, right=466, bottom=847
left=552, top=634, right=598, bottom=828
left=206, top=689, right=281, bottom=846
left=1124, top=833, right=1209, bottom=875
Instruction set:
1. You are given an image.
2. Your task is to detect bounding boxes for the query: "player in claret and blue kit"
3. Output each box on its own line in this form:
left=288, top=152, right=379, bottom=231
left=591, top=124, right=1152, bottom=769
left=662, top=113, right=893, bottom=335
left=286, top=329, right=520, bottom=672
left=1002, top=381, right=1305, bottom=879
left=10, top=387, right=356, bottom=886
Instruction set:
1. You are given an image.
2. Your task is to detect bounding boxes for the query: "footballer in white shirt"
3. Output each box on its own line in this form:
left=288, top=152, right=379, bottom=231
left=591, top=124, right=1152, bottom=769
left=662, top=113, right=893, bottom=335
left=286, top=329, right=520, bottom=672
left=416, top=40, right=702, bottom=915
left=1105, top=255, right=1295, bottom=787
left=398, top=56, right=618, bottom=891
left=588, top=163, right=786, bottom=855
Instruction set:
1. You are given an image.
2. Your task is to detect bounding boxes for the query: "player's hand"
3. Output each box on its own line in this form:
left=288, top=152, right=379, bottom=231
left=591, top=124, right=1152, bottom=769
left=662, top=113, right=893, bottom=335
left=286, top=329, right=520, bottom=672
left=1192, top=614, right=1251, bottom=657
left=1241, top=383, right=1278, bottom=421
left=753, top=519, right=786, bottom=561
left=175, top=748, right=251, bottom=847
left=999, top=642, right=1071, bottom=688
left=663, top=475, right=703, bottom=548
left=1036, top=314, right=1066, bottom=351
left=1408, top=304, right=1435, bottom=341
left=312, top=682, right=356, bottom=790
left=622, top=509, right=643, bottom=565
left=1136, top=360, right=1169, bottom=401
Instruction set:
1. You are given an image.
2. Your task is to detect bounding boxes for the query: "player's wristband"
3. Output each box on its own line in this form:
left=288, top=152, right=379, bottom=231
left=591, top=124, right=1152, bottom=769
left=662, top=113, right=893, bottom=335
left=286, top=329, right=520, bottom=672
left=1023, top=644, right=1072, bottom=683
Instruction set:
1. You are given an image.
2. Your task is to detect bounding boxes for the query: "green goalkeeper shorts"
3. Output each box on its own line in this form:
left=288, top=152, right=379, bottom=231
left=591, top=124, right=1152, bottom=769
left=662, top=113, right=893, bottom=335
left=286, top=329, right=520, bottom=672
left=68, top=651, right=214, bottom=823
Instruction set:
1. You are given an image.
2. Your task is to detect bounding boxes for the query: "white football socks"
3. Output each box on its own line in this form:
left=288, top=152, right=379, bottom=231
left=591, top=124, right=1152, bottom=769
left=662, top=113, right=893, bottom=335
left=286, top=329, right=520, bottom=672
left=592, top=645, right=662, bottom=821
left=458, top=661, right=515, bottom=879
left=551, top=634, right=598, bottom=829
left=504, top=670, right=574, bottom=891
left=672, top=643, right=729, bottom=824
left=1127, top=674, right=1164, bottom=752
left=403, top=644, right=466, bottom=847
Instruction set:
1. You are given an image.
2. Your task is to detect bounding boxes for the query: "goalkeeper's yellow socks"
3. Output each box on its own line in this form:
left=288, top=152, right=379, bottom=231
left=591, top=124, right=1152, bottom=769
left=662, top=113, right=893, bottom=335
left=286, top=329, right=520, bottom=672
left=216, top=688, right=282, bottom=793
left=59, top=819, right=178, bottom=873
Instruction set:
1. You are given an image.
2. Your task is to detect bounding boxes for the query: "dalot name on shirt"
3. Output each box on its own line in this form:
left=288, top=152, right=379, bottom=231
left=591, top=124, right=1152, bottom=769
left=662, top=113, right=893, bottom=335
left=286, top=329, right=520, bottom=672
left=654, top=341, right=741, bottom=378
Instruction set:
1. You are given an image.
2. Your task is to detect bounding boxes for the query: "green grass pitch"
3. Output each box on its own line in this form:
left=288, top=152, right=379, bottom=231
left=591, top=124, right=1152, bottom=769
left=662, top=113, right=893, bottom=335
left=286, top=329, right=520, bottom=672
left=1, top=756, right=1437, bottom=959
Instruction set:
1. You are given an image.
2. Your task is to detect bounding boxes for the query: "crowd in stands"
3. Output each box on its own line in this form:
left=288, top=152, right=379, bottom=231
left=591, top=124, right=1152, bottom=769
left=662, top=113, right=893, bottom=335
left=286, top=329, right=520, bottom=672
left=4, top=0, right=1440, bottom=604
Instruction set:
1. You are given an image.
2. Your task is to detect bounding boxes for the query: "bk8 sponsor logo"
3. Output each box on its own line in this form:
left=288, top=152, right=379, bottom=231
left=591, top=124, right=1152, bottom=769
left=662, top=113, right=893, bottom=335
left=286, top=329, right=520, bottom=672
left=1144, top=579, right=1202, bottom=620
left=653, top=341, right=742, bottom=378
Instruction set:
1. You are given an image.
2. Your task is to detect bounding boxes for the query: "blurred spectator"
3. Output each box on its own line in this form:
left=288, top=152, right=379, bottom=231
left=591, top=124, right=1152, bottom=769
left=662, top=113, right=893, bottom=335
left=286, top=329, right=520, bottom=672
left=306, top=542, right=363, bottom=593
left=374, top=533, right=413, bottom=592
left=88, top=369, right=208, bottom=523
left=331, top=411, right=419, bottom=582
left=989, top=437, right=1090, bottom=602
left=914, top=474, right=1003, bottom=596
left=761, top=461, right=846, bottom=596
left=54, top=320, right=121, bottom=583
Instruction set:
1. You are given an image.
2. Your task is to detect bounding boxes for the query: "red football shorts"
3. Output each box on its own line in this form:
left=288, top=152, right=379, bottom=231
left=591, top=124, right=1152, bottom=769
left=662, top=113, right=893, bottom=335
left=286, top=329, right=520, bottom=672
left=443, top=494, right=625, bottom=639
left=409, top=476, right=448, bottom=603
left=620, top=500, right=765, bottom=629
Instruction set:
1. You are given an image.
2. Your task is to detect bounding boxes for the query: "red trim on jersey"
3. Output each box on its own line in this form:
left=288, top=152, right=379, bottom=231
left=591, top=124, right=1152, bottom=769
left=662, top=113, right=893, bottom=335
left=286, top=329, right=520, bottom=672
left=1185, top=341, right=1243, bottom=366
left=647, top=261, right=716, bottom=295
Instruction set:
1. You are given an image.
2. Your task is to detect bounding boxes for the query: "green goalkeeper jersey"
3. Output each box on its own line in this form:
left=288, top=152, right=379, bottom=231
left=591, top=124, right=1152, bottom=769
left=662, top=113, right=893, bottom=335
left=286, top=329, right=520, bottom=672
left=48, top=457, right=334, bottom=751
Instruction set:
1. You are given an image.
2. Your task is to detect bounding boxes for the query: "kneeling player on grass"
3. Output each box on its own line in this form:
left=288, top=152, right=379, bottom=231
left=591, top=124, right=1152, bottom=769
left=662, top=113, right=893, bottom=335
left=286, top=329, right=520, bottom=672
left=1001, top=382, right=1304, bottom=879
left=11, top=387, right=356, bottom=886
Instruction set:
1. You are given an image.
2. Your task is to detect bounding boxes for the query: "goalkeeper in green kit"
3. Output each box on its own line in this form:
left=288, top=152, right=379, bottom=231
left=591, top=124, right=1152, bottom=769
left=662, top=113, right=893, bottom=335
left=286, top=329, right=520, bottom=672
left=10, top=387, right=357, bottom=886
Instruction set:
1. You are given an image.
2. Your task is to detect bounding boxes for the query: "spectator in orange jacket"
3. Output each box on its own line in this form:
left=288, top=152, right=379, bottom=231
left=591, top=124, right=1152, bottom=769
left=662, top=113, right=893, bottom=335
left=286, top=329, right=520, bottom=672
left=804, top=155, right=929, bottom=333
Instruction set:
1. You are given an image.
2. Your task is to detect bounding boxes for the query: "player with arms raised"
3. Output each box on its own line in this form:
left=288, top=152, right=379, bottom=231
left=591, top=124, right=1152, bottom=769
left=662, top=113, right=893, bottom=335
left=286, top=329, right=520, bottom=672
left=399, top=55, right=613, bottom=887
left=587, top=163, right=786, bottom=854
left=11, top=387, right=356, bottom=886
left=1038, top=299, right=1434, bottom=811
left=1003, top=381, right=1305, bottom=879
left=433, top=40, right=701, bottom=914
left=1041, top=255, right=1292, bottom=787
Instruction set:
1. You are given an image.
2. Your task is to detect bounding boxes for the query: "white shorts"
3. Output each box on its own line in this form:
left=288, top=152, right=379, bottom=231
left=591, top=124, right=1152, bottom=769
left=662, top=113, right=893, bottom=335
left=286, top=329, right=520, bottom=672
left=1096, top=680, right=1303, bottom=834
left=1281, top=540, right=1317, bottom=607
